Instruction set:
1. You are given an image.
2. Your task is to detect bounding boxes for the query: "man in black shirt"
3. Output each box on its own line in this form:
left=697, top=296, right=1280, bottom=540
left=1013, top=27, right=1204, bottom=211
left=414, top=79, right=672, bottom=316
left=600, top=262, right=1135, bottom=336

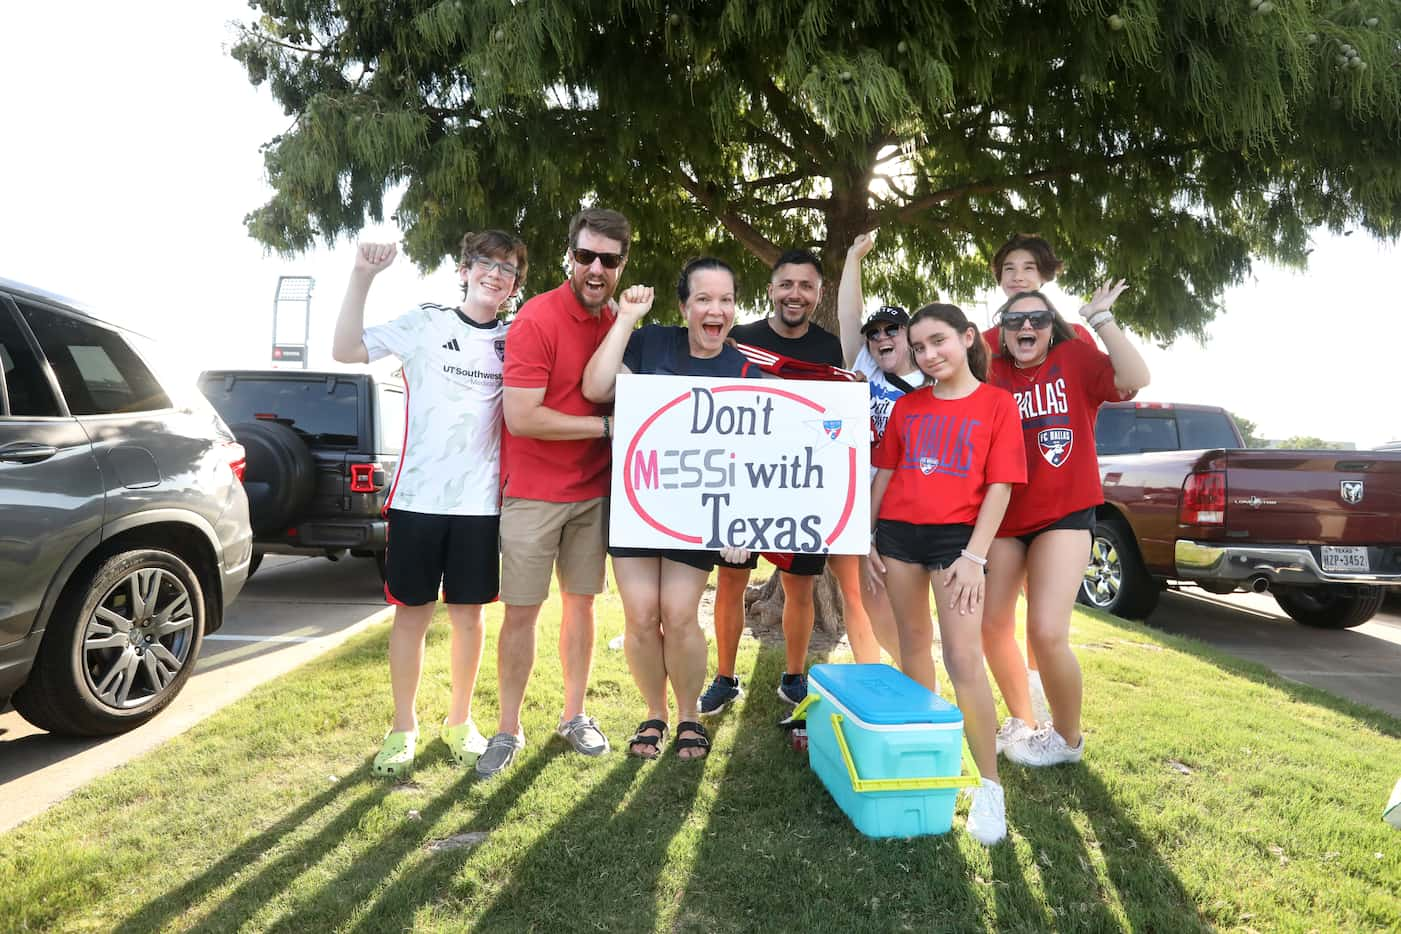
left=701, top=249, right=845, bottom=713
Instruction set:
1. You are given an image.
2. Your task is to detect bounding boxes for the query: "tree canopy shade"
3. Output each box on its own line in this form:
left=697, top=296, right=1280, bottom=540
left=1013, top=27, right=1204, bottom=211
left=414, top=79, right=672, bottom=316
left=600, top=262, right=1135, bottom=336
left=233, top=0, right=1401, bottom=337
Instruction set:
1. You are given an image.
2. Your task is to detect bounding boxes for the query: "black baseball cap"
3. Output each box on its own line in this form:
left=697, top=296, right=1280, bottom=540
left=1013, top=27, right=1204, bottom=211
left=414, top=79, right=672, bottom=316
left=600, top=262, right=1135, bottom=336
left=861, top=304, right=909, bottom=336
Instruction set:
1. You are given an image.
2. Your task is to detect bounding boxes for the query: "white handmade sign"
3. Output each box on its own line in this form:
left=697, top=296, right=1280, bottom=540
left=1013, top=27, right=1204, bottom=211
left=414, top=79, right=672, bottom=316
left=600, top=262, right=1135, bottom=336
left=609, top=374, right=870, bottom=555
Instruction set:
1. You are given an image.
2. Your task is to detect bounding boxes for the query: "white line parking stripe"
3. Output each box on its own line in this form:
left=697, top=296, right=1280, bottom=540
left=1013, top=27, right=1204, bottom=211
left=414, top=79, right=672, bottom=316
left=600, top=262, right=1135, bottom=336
left=1275, top=670, right=1401, bottom=678
left=206, top=634, right=331, bottom=644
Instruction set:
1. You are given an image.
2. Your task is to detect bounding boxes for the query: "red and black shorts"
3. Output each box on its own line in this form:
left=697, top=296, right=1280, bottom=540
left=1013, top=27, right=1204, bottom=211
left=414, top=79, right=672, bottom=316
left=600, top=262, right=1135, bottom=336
left=384, top=509, right=500, bottom=606
left=716, top=551, right=828, bottom=577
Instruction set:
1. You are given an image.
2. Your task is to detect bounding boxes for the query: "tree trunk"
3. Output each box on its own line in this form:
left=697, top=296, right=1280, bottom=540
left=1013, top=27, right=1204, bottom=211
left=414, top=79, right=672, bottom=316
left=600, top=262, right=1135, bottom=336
left=746, top=566, right=846, bottom=635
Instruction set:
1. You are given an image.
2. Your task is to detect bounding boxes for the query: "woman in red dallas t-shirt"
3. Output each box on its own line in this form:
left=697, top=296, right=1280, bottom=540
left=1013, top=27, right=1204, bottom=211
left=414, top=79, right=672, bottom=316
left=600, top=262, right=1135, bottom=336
left=869, top=303, right=1026, bottom=847
left=980, top=233, right=1097, bottom=749
left=983, top=283, right=1150, bottom=768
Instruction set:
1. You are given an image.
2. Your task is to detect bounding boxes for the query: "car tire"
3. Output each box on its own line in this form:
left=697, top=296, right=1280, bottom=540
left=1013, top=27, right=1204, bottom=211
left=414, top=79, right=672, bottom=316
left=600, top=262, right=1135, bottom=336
left=246, top=550, right=264, bottom=579
left=12, top=549, right=206, bottom=736
left=231, top=420, right=315, bottom=534
left=1273, top=585, right=1385, bottom=630
left=1077, top=519, right=1160, bottom=620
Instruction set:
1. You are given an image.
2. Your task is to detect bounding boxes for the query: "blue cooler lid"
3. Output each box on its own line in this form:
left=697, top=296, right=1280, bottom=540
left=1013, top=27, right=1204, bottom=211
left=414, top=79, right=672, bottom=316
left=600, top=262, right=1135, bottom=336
left=809, top=663, right=962, bottom=725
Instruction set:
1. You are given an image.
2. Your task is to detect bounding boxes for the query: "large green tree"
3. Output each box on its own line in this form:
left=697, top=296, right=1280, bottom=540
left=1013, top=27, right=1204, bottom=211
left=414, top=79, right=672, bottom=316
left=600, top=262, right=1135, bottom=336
left=234, top=1, right=1401, bottom=335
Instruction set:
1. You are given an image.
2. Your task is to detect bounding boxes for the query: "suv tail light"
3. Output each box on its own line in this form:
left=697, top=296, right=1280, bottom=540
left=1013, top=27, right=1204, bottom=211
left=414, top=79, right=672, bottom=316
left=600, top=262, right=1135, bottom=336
left=1180, top=469, right=1225, bottom=525
left=225, top=442, right=247, bottom=483
left=349, top=463, right=379, bottom=493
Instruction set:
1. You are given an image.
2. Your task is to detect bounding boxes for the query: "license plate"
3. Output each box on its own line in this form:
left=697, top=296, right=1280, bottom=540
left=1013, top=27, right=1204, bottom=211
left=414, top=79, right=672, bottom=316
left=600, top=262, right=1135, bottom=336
left=1322, top=546, right=1370, bottom=572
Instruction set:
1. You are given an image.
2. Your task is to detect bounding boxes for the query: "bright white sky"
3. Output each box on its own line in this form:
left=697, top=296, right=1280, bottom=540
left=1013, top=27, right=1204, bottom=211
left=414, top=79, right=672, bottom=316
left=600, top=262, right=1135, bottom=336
left=2, top=3, right=1394, bottom=447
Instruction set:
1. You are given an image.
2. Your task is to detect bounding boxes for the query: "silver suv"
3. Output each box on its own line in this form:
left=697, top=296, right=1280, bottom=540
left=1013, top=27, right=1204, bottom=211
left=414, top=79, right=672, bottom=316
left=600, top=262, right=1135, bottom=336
left=0, top=279, right=253, bottom=735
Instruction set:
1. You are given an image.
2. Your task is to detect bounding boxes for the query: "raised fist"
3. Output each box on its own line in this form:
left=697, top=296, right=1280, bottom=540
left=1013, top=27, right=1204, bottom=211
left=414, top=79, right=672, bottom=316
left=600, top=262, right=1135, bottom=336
left=618, top=285, right=655, bottom=324
left=354, top=242, right=397, bottom=275
left=848, top=231, right=876, bottom=261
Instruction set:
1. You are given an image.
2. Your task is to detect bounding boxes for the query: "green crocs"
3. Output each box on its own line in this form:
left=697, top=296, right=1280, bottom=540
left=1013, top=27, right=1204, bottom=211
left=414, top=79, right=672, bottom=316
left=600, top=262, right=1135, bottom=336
left=373, top=729, right=417, bottom=778
left=442, top=719, right=488, bottom=767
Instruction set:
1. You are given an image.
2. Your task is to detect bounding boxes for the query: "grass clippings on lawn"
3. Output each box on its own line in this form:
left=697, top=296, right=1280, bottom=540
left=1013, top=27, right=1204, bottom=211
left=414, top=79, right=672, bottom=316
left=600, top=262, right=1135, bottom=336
left=3, top=584, right=1399, bottom=933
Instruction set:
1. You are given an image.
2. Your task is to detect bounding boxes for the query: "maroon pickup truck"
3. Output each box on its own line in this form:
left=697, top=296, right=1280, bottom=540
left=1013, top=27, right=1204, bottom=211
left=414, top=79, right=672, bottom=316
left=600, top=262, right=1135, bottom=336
left=1080, top=402, right=1400, bottom=629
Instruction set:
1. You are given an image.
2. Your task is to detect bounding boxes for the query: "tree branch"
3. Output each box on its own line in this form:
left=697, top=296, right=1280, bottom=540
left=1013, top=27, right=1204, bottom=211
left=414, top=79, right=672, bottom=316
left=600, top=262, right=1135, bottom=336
left=742, top=169, right=810, bottom=190
left=753, top=73, right=831, bottom=167
left=671, top=165, right=781, bottom=267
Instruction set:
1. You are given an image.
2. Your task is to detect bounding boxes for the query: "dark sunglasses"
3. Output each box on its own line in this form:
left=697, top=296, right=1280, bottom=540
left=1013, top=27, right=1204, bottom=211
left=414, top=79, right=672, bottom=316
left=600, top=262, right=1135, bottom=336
left=571, top=247, right=625, bottom=269
left=865, top=324, right=902, bottom=340
left=1001, top=310, right=1054, bottom=330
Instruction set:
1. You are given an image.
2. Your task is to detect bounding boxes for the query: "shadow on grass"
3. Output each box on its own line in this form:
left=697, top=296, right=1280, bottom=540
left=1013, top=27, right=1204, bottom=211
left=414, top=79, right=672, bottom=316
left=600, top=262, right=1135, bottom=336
left=1087, top=606, right=1401, bottom=738
left=668, top=646, right=996, bottom=933
left=258, top=744, right=562, bottom=932
left=464, top=742, right=706, bottom=932
left=112, top=766, right=387, bottom=934
left=1002, top=763, right=1207, bottom=932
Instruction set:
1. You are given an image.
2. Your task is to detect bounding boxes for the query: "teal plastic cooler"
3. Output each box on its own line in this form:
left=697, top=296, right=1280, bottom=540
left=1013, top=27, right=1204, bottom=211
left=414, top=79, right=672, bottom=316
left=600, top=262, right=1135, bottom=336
left=798, top=663, right=979, bottom=838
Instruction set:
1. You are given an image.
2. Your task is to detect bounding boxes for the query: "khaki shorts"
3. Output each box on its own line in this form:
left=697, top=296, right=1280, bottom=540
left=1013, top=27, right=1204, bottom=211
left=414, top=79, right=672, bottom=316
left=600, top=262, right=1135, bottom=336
left=500, top=496, right=608, bottom=605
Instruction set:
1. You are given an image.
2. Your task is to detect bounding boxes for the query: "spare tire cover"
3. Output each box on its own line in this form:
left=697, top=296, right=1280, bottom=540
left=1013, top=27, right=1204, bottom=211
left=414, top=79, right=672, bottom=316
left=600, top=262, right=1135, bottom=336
left=231, top=421, right=316, bottom=534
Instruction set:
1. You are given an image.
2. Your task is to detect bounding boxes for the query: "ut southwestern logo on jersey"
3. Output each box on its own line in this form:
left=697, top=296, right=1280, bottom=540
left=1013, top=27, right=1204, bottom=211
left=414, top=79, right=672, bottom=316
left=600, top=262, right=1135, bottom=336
left=493, top=338, right=506, bottom=362
left=1038, top=428, right=1073, bottom=467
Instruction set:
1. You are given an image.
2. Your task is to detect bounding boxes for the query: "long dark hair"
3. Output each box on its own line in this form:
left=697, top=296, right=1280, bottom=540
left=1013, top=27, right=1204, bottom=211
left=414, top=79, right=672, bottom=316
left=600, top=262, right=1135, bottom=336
left=993, top=290, right=1078, bottom=357
left=907, top=302, right=988, bottom=382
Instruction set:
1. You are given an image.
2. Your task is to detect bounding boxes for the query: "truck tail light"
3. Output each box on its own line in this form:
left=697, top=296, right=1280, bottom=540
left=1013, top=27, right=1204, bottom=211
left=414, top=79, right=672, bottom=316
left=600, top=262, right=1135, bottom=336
left=350, top=463, right=379, bottom=493
left=225, top=442, right=247, bottom=483
left=1180, top=469, right=1226, bottom=525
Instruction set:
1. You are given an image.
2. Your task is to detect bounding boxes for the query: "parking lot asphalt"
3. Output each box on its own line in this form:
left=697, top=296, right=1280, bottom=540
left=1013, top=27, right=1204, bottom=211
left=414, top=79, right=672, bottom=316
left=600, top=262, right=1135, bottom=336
left=0, top=555, right=389, bottom=834
left=1142, top=588, right=1401, bottom=719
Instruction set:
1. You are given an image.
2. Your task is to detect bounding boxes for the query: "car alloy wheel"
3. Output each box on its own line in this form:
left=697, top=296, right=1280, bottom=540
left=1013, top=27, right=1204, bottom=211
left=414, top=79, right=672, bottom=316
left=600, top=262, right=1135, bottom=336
left=1082, top=535, right=1122, bottom=609
left=82, top=565, right=198, bottom=711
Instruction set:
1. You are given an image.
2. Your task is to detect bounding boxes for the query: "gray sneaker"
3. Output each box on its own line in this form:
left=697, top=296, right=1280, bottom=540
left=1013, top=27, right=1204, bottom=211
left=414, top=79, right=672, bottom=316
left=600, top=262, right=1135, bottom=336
left=474, top=732, right=525, bottom=778
left=557, top=714, right=610, bottom=756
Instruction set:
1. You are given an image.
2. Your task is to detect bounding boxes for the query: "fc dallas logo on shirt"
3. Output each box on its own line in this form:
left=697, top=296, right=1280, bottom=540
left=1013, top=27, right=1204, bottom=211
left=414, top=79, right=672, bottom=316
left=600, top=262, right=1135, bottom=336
left=1037, top=428, right=1073, bottom=467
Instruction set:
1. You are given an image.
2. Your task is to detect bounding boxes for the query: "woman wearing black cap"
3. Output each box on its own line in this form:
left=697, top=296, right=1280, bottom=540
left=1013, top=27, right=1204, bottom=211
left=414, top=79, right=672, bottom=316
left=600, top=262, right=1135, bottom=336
left=831, top=231, right=928, bottom=670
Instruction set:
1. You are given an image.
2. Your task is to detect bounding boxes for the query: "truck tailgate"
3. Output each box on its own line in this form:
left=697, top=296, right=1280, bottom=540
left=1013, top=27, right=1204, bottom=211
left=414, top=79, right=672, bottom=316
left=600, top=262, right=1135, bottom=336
left=1224, top=451, right=1401, bottom=544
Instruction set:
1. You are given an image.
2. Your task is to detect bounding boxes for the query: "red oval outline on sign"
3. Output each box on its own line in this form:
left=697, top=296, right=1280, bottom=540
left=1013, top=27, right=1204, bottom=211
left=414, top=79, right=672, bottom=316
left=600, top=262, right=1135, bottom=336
left=622, top=383, right=856, bottom=548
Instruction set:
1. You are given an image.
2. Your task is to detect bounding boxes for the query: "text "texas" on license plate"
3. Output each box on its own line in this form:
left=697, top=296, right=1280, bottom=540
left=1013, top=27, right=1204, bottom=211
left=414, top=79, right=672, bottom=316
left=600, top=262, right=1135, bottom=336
left=1321, top=546, right=1369, bottom=572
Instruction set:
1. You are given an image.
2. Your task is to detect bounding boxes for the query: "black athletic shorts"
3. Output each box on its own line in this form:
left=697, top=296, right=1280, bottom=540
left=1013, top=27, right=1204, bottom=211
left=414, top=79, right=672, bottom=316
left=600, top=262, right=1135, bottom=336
left=608, top=546, right=716, bottom=573
left=384, top=509, right=500, bottom=606
left=875, top=519, right=974, bottom=572
left=715, top=551, right=828, bottom=576
left=1014, top=507, right=1097, bottom=548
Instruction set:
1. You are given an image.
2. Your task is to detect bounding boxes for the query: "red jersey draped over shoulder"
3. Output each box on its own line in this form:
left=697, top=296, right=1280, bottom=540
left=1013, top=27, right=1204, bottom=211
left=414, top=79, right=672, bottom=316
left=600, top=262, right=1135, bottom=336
left=502, top=281, right=616, bottom=502
left=986, top=337, right=1124, bottom=536
left=872, top=383, right=1026, bottom=526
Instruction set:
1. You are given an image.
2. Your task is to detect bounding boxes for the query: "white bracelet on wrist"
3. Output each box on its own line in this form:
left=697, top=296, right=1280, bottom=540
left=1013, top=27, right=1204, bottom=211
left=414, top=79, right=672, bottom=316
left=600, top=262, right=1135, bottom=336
left=960, top=548, right=987, bottom=567
left=1089, top=311, right=1115, bottom=330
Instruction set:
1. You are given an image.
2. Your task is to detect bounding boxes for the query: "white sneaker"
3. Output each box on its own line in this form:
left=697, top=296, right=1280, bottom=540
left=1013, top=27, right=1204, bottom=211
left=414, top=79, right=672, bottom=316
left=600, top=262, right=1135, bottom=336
left=1028, top=670, right=1051, bottom=724
left=966, top=778, right=1007, bottom=846
left=995, top=716, right=1035, bottom=755
left=1005, top=725, right=1084, bottom=767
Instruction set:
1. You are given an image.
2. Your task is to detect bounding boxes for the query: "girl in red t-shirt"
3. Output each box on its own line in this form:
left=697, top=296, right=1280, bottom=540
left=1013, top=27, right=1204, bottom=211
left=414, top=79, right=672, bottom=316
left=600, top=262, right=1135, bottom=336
left=982, top=284, right=1150, bottom=768
left=869, top=303, right=1026, bottom=846
left=979, top=234, right=1095, bottom=747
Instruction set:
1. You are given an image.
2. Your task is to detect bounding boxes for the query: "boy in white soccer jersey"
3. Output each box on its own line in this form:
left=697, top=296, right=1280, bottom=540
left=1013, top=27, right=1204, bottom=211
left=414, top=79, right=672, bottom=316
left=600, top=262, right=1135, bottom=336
left=332, top=230, right=528, bottom=777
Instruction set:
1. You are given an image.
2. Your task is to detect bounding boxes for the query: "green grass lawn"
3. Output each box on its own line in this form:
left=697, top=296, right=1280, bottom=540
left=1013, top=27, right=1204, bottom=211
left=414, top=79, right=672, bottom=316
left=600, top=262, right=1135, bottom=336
left=3, top=584, right=1399, bottom=933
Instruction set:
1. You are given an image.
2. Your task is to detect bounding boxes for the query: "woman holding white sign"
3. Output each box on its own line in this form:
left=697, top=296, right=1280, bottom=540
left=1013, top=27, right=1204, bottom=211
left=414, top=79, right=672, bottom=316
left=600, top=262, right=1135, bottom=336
left=582, top=258, right=759, bottom=760
left=868, top=303, right=1026, bottom=845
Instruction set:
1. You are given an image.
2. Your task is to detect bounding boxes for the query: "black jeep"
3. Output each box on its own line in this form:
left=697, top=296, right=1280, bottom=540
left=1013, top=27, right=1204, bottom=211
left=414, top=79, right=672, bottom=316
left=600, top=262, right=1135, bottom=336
left=197, top=369, right=402, bottom=578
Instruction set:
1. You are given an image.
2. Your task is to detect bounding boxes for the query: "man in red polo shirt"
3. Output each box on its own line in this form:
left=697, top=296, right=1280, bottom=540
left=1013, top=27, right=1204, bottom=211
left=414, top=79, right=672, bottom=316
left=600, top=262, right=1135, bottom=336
left=476, top=207, right=629, bottom=777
